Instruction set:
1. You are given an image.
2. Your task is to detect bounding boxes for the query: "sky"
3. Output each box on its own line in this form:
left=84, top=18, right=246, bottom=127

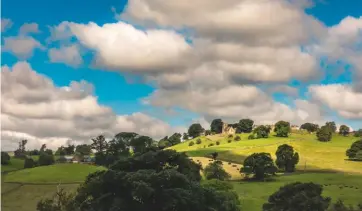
left=1, top=0, right=362, bottom=150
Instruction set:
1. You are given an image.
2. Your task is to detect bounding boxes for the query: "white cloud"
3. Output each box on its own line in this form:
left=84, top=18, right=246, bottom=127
left=309, top=84, right=362, bottom=119
left=1, top=62, right=182, bottom=151
left=48, top=44, right=83, bottom=67
left=1, top=18, right=13, bottom=32
left=2, top=36, right=44, bottom=59
left=19, top=23, right=40, bottom=34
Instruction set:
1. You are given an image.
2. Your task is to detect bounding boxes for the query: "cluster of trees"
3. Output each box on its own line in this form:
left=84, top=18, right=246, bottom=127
left=241, top=144, right=299, bottom=180
left=37, top=149, right=241, bottom=211
left=157, top=133, right=182, bottom=149
left=25, top=144, right=55, bottom=169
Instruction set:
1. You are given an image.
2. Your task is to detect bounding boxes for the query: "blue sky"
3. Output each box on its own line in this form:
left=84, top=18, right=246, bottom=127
left=1, top=0, right=362, bottom=146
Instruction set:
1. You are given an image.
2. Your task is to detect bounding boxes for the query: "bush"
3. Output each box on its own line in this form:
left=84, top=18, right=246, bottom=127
left=1, top=152, right=10, bottom=165
left=216, top=141, right=220, bottom=145
left=317, top=125, right=333, bottom=142
left=346, top=140, right=362, bottom=160
left=248, top=134, right=255, bottom=140
left=208, top=143, right=214, bottom=147
left=196, top=139, right=202, bottom=144
left=38, top=153, right=55, bottom=166
left=234, top=136, right=241, bottom=141
left=228, top=134, right=233, bottom=138
left=228, top=140, right=232, bottom=143
left=24, top=157, right=35, bottom=169
left=188, top=141, right=195, bottom=146
left=203, top=161, right=231, bottom=181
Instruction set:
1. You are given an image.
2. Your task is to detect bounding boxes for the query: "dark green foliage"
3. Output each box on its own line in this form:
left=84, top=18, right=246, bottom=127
left=205, top=130, right=212, bottom=136
left=228, top=134, right=233, bottom=138
left=346, top=140, right=362, bottom=160
left=326, top=121, right=337, bottom=133
left=55, top=146, right=66, bottom=156
left=37, top=188, right=78, bottom=211
left=183, top=132, right=189, bottom=140
left=208, top=143, right=215, bottom=147
left=211, top=152, right=218, bottom=160
left=203, top=161, right=231, bottom=181
left=168, top=133, right=182, bottom=145
left=14, top=139, right=27, bottom=159
left=24, top=157, right=35, bottom=168
left=228, top=140, right=232, bottom=143
left=158, top=136, right=171, bottom=149
left=248, top=134, right=255, bottom=140
left=274, top=121, right=291, bottom=137
left=210, top=119, right=223, bottom=134
left=354, top=129, right=362, bottom=137
left=216, top=141, right=220, bottom=145
left=339, top=125, right=350, bottom=136
left=1, top=152, right=10, bottom=165
left=253, top=125, right=271, bottom=139
left=317, top=125, right=333, bottom=142
left=75, top=144, right=92, bottom=156
left=188, top=123, right=205, bottom=138
left=328, top=199, right=362, bottom=211
left=29, top=149, right=40, bottom=156
left=91, top=135, right=108, bottom=153
left=237, top=119, right=254, bottom=133
left=275, top=144, right=299, bottom=172
left=234, top=136, right=241, bottom=141
left=64, top=144, right=75, bottom=155
left=196, top=138, right=202, bottom=144
left=263, top=182, right=331, bottom=211
left=38, top=153, right=55, bottom=166
left=130, top=135, right=154, bottom=154
left=110, top=149, right=202, bottom=182
left=241, top=153, right=277, bottom=180
left=45, top=149, right=53, bottom=155
left=300, top=123, right=319, bottom=133
left=189, top=141, right=195, bottom=146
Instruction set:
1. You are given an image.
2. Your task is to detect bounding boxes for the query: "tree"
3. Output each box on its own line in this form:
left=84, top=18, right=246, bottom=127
left=339, top=125, right=350, bottom=136
left=111, top=149, right=202, bottom=182
left=55, top=146, right=66, bottom=156
left=1, top=152, right=10, bottom=165
left=64, top=144, right=75, bottom=155
left=40, top=144, right=46, bottom=152
left=326, top=121, right=337, bottom=133
left=183, top=133, right=189, bottom=140
left=157, top=136, right=171, bottom=149
left=346, top=139, right=362, bottom=160
left=38, top=153, right=55, bottom=166
left=130, top=135, right=154, bottom=154
left=188, top=123, right=205, bottom=138
left=263, top=182, right=331, bottom=211
left=275, top=144, right=299, bottom=172
left=300, top=123, right=319, bottom=133
left=24, top=157, right=35, bottom=168
left=328, top=200, right=362, bottom=211
left=203, top=160, right=231, bottom=181
left=205, top=130, right=212, bottom=136
left=237, top=119, right=254, bottom=133
left=211, top=152, right=218, bottom=160
left=14, top=140, right=27, bottom=159
left=240, top=153, right=277, bottom=180
left=91, top=135, right=108, bottom=153
left=354, top=129, right=362, bottom=137
left=317, top=125, right=333, bottom=142
left=274, top=121, right=291, bottom=137
left=45, top=149, right=53, bottom=155
left=210, top=119, right=223, bottom=134
left=37, top=187, right=78, bottom=211
left=29, top=149, right=40, bottom=156
left=253, top=125, right=271, bottom=139
left=75, top=144, right=92, bottom=156
left=168, top=133, right=182, bottom=145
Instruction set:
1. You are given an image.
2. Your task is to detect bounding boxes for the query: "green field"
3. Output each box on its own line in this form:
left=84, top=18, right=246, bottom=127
left=171, top=133, right=362, bottom=174
left=1, top=158, right=26, bottom=173
left=4, top=163, right=105, bottom=183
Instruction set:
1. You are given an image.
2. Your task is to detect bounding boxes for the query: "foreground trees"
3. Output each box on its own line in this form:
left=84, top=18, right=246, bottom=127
left=241, top=153, right=277, bottom=180
left=274, top=121, right=291, bottom=137
left=275, top=144, right=299, bottom=172
left=203, top=160, right=231, bottom=181
left=263, top=182, right=331, bottom=211
left=346, top=139, right=362, bottom=160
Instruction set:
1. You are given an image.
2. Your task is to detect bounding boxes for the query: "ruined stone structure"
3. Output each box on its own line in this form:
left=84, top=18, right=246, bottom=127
left=222, top=123, right=236, bottom=135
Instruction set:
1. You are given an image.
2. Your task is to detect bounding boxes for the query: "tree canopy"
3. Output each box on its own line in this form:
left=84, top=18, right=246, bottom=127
left=237, top=119, right=254, bottom=133
left=210, top=119, right=223, bottom=134
left=346, top=139, right=362, bottom=160
left=326, top=121, right=337, bottom=133
left=317, top=125, right=333, bottom=142
left=1, top=152, right=10, bottom=165
left=300, top=123, right=319, bottom=133
left=274, top=121, right=291, bottom=137
left=275, top=144, right=299, bottom=172
left=203, top=160, right=231, bottom=181
left=339, top=125, right=350, bottom=136
left=241, top=153, right=277, bottom=180
left=188, top=123, right=205, bottom=138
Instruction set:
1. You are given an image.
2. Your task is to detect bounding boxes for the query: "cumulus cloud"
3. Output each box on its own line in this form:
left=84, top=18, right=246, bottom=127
left=48, top=44, right=83, bottom=67
left=19, top=23, right=40, bottom=34
left=1, top=62, right=181, bottom=151
left=309, top=84, right=362, bottom=119
left=1, top=18, right=13, bottom=32
left=2, top=35, right=44, bottom=59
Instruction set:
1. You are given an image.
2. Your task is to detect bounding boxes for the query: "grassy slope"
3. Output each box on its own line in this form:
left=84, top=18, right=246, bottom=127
left=4, top=164, right=106, bottom=183
left=171, top=133, right=362, bottom=174
left=1, top=158, right=25, bottom=173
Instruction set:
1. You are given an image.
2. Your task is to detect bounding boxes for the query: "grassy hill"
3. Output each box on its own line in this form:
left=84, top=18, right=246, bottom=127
left=170, top=132, right=362, bottom=174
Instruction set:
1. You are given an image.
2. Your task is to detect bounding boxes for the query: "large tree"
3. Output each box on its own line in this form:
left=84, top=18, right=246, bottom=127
left=237, top=119, right=254, bottom=133
left=91, top=135, right=108, bottom=153
left=252, top=125, right=271, bottom=139
left=300, top=122, right=319, bottom=133
left=263, top=182, right=331, bottom=211
left=1, top=152, right=10, bottom=165
left=188, top=123, right=205, bottom=138
left=339, top=125, right=350, bottom=136
left=210, top=119, right=223, bottom=134
left=203, top=160, right=231, bottom=181
left=274, top=121, right=291, bottom=137
left=75, top=144, right=92, bottom=156
left=346, top=139, right=362, bottom=160
left=168, top=133, right=182, bottom=145
left=275, top=144, right=299, bottom=172
left=326, top=121, right=337, bottom=133
left=64, top=144, right=75, bottom=155
left=317, top=125, right=333, bottom=142
left=240, top=153, right=277, bottom=180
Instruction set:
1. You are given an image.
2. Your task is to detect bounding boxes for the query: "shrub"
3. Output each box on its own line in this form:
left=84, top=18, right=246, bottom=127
left=1, top=152, right=10, bottom=165
left=208, top=143, right=215, bottom=147
left=196, top=139, right=202, bottom=144
left=228, top=140, right=232, bottom=143
left=203, top=161, right=231, bottom=181
left=317, top=125, right=333, bottom=142
left=211, top=152, right=218, bottom=160
left=248, top=134, right=255, bottom=140
left=234, top=136, right=241, bottom=141
left=24, top=157, right=35, bottom=169
left=188, top=141, right=195, bottom=146
left=228, top=134, right=233, bottom=138
left=346, top=140, right=362, bottom=160
left=216, top=141, right=220, bottom=145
